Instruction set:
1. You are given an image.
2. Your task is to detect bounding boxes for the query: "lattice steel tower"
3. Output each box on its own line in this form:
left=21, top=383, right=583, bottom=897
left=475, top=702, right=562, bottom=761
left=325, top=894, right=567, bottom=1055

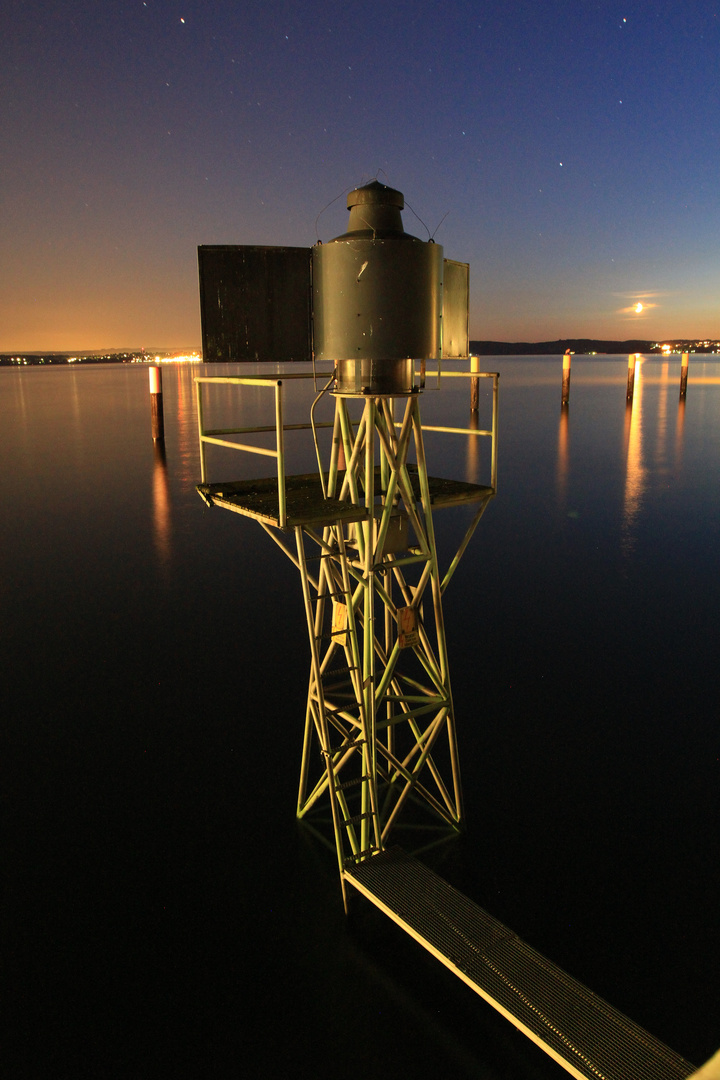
left=195, top=181, right=497, bottom=908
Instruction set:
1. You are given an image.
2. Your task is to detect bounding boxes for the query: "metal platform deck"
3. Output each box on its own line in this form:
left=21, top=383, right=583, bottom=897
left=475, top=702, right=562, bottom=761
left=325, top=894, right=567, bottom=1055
left=197, top=472, right=368, bottom=528
left=404, top=464, right=494, bottom=507
left=345, top=848, right=696, bottom=1080
left=197, top=468, right=493, bottom=529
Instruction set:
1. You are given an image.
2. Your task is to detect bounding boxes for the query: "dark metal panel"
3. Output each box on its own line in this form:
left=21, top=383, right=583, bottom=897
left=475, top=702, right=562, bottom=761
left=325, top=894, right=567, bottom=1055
left=442, top=259, right=469, bottom=359
left=197, top=246, right=312, bottom=362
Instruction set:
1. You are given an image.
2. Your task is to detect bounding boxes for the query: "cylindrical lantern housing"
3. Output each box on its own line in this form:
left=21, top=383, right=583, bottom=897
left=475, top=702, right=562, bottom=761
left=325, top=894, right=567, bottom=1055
left=312, top=181, right=443, bottom=395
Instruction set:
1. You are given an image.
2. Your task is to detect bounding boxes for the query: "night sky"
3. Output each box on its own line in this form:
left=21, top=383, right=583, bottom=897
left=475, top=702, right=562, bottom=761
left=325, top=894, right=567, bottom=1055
left=3, top=0, right=719, bottom=350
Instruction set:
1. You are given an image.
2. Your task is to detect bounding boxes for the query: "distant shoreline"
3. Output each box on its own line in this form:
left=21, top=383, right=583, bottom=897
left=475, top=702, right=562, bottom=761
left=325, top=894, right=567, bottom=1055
left=469, top=338, right=719, bottom=355
left=1, top=339, right=718, bottom=366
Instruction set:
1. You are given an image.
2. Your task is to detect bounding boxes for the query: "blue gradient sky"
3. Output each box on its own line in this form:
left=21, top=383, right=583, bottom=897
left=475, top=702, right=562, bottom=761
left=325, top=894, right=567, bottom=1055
left=2, top=0, right=719, bottom=349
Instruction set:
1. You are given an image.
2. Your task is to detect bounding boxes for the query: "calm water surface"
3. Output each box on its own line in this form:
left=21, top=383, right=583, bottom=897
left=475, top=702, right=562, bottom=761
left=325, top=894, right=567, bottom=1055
left=2, top=357, right=718, bottom=1077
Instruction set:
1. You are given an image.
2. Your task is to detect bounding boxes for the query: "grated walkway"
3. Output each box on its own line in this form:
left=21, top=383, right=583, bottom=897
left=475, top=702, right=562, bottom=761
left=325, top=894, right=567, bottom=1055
left=345, top=848, right=696, bottom=1080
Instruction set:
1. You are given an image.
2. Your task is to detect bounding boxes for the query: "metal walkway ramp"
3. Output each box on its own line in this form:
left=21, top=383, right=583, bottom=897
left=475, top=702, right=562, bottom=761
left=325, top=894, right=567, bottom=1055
left=345, top=848, right=696, bottom=1080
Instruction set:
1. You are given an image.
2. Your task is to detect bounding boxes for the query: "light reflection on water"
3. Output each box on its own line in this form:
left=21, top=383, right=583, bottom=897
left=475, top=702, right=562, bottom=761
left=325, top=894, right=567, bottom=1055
left=556, top=405, right=570, bottom=506
left=622, top=362, right=645, bottom=557
left=2, top=357, right=719, bottom=1077
left=9, top=356, right=709, bottom=586
left=518, top=355, right=720, bottom=566
left=152, top=441, right=172, bottom=571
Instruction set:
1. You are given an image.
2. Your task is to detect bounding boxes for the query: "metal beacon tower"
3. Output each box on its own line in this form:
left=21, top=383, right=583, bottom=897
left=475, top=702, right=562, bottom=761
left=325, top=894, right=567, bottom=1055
left=191, top=184, right=702, bottom=1080
left=195, top=180, right=498, bottom=911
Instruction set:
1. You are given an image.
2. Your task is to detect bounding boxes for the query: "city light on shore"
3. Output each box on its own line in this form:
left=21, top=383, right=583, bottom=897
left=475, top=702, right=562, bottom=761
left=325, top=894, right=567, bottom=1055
left=152, top=353, right=202, bottom=364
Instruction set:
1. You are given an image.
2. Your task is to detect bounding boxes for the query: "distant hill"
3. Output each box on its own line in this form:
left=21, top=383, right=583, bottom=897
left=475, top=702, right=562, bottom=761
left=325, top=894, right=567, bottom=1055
left=469, top=339, right=655, bottom=355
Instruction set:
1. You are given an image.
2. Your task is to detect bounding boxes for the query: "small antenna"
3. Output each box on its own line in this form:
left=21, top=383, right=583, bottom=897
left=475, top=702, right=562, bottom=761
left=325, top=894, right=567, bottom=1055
left=404, top=200, right=431, bottom=241
left=430, top=211, right=450, bottom=241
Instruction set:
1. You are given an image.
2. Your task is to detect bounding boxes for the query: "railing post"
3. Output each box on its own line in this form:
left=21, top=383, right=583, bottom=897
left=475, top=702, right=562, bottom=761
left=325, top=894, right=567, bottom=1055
left=491, top=373, right=499, bottom=492
left=470, top=355, right=480, bottom=412
left=195, top=378, right=207, bottom=483
left=275, top=380, right=286, bottom=527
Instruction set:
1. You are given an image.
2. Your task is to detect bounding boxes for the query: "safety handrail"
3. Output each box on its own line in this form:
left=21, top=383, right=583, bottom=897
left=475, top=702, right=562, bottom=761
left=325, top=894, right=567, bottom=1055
left=195, top=363, right=499, bottom=525
left=408, top=368, right=500, bottom=492
left=195, top=373, right=332, bottom=528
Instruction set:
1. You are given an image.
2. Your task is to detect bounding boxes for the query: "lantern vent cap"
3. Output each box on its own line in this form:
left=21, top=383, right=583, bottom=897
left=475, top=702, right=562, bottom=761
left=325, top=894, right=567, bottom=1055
left=330, top=180, right=420, bottom=241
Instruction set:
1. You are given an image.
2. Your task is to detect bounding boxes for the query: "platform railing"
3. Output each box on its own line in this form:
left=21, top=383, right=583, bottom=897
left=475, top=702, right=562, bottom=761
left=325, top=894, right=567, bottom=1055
left=195, top=364, right=499, bottom=529
left=195, top=373, right=334, bottom=528
left=414, top=368, right=500, bottom=492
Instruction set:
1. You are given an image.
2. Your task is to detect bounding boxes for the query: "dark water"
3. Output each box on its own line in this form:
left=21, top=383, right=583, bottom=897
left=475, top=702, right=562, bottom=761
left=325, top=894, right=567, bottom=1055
left=2, top=358, right=718, bottom=1078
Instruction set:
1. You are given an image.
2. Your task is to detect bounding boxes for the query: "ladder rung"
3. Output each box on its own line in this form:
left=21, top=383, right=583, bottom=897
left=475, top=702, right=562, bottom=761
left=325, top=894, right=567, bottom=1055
left=334, top=774, right=370, bottom=791
left=322, top=738, right=365, bottom=759
left=344, top=811, right=375, bottom=826
left=344, top=846, right=380, bottom=864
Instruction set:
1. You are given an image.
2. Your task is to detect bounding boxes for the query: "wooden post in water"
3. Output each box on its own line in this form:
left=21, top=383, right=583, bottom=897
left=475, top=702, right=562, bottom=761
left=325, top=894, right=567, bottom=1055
left=679, top=352, right=689, bottom=399
left=149, top=365, right=164, bottom=441
left=561, top=350, right=571, bottom=405
left=470, top=355, right=480, bottom=412
left=626, top=354, right=638, bottom=402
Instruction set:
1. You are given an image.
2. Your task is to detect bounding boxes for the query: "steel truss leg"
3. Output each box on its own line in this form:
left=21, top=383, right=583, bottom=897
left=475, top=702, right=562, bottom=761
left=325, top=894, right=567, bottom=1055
left=289, top=395, right=469, bottom=886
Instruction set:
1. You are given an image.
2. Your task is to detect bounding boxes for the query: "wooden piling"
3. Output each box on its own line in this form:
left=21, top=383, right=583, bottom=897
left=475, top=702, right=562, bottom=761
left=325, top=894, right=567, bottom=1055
left=149, top=365, right=164, bottom=441
left=561, top=350, right=571, bottom=405
left=679, top=352, right=689, bottom=399
left=470, top=355, right=480, bottom=412
left=626, top=354, right=638, bottom=402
